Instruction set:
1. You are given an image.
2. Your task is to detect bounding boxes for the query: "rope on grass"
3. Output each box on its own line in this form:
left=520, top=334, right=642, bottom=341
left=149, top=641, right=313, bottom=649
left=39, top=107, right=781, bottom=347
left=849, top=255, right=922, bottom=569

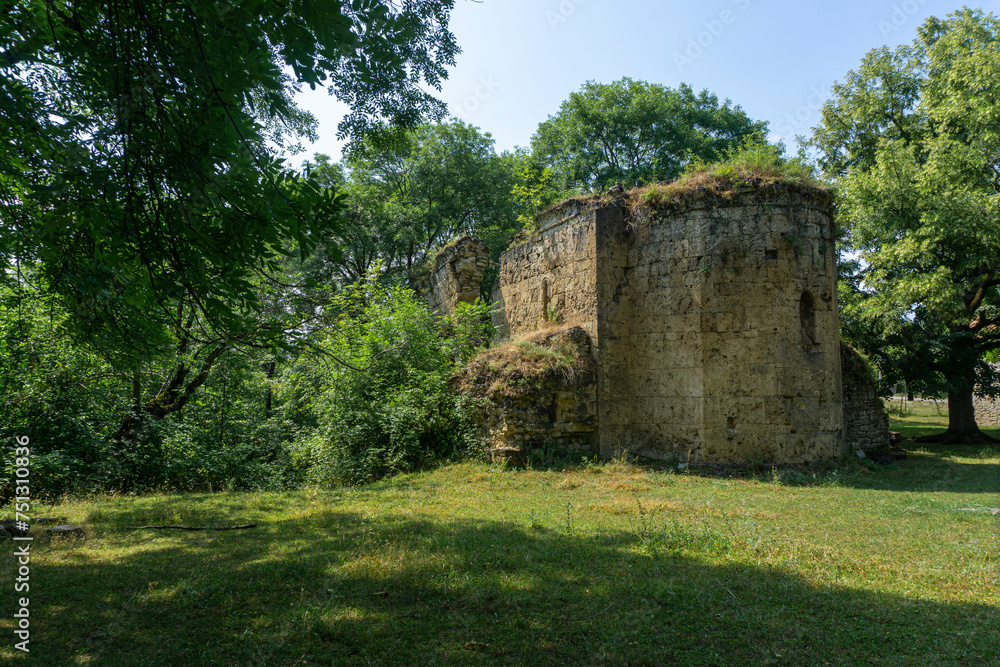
left=135, top=524, right=258, bottom=531
left=528, top=596, right=621, bottom=622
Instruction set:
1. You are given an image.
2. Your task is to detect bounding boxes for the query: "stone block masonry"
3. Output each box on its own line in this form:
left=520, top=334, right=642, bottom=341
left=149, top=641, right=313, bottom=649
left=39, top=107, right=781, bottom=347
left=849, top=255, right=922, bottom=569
left=423, top=237, right=491, bottom=317
left=490, top=182, right=845, bottom=464
left=492, top=199, right=604, bottom=344
left=972, top=364, right=1000, bottom=426
left=452, top=326, right=599, bottom=456
left=841, top=343, right=890, bottom=450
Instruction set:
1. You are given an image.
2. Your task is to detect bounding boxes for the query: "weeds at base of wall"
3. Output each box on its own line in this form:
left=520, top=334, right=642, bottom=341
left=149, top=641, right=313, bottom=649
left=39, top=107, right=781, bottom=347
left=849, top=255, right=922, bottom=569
left=480, top=443, right=902, bottom=490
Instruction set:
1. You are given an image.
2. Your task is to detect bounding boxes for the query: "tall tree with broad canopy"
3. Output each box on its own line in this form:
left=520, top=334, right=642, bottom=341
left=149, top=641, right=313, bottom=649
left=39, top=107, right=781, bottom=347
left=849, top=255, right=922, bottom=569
left=305, top=119, right=517, bottom=285
left=0, top=0, right=459, bottom=441
left=531, top=77, right=768, bottom=193
left=0, top=0, right=458, bottom=352
left=812, top=8, right=1000, bottom=443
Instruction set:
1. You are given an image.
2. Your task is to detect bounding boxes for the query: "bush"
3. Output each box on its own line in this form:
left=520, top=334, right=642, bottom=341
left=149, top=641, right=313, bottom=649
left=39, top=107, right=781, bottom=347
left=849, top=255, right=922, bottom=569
left=0, top=283, right=305, bottom=498
left=0, top=268, right=489, bottom=496
left=301, top=271, right=486, bottom=485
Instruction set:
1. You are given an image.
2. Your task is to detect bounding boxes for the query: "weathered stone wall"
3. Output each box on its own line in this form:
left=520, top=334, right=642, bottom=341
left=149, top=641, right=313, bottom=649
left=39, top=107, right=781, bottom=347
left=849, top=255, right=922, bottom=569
left=493, top=183, right=844, bottom=464
left=973, top=397, right=1000, bottom=426
left=453, top=326, right=598, bottom=456
left=973, top=364, right=1000, bottom=425
left=600, top=187, right=843, bottom=463
left=841, top=344, right=890, bottom=450
left=425, top=237, right=490, bottom=317
left=492, top=200, right=602, bottom=347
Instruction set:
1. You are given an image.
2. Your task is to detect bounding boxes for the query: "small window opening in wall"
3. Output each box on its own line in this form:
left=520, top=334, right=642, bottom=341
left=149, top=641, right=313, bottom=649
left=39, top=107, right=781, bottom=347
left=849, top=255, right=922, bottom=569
left=541, top=279, right=550, bottom=317
left=765, top=249, right=778, bottom=261
left=800, top=291, right=816, bottom=345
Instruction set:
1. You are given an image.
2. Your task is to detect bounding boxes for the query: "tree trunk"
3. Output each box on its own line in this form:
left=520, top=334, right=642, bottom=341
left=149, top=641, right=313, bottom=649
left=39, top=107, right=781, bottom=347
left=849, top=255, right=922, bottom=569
left=915, top=381, right=1000, bottom=444
left=115, top=345, right=227, bottom=447
left=264, top=360, right=276, bottom=419
left=116, top=371, right=145, bottom=445
left=132, top=371, right=142, bottom=412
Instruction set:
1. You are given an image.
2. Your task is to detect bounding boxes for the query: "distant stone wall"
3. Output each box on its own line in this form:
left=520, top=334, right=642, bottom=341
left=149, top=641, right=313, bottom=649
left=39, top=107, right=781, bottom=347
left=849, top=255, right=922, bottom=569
left=453, top=326, right=598, bottom=456
left=974, top=398, right=1000, bottom=426
left=424, top=237, right=490, bottom=317
left=841, top=344, right=890, bottom=450
left=973, top=365, right=1000, bottom=425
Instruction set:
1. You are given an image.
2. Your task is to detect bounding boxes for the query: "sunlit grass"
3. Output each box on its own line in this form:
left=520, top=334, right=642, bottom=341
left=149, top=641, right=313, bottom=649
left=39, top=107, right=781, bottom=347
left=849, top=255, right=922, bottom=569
left=1, top=433, right=998, bottom=665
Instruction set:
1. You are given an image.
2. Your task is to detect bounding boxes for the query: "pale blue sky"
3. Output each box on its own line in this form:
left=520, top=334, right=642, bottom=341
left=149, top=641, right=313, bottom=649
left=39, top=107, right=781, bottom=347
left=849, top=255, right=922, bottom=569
left=292, top=0, right=993, bottom=165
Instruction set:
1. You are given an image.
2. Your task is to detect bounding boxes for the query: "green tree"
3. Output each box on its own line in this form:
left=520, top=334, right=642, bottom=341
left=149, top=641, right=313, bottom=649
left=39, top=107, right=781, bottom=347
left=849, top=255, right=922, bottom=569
left=507, top=147, right=571, bottom=229
left=812, top=8, right=1000, bottom=443
left=0, top=0, right=458, bottom=354
left=307, top=119, right=517, bottom=284
left=0, top=273, right=309, bottom=497
left=292, top=267, right=487, bottom=485
left=531, top=77, right=768, bottom=193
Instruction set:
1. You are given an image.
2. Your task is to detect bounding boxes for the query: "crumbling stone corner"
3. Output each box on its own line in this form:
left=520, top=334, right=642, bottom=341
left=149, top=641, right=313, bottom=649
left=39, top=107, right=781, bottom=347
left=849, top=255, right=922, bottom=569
left=422, top=236, right=491, bottom=318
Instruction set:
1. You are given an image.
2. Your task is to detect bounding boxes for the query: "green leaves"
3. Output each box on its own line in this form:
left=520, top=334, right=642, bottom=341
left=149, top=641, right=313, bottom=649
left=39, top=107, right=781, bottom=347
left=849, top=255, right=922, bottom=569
left=301, top=266, right=478, bottom=484
left=0, top=0, right=458, bottom=356
left=531, top=78, right=768, bottom=192
left=817, top=8, right=1000, bottom=406
left=311, top=119, right=517, bottom=285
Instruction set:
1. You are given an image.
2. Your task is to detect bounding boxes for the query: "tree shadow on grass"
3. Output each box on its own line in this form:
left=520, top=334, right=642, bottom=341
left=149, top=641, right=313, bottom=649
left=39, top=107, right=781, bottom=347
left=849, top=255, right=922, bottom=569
left=823, top=446, right=1000, bottom=493
left=890, top=419, right=954, bottom=439
left=3, top=503, right=997, bottom=666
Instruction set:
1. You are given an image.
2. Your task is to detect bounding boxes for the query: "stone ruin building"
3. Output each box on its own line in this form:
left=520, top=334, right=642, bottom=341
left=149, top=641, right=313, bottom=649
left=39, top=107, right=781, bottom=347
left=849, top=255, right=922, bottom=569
left=434, top=180, right=890, bottom=464
left=840, top=343, right=891, bottom=451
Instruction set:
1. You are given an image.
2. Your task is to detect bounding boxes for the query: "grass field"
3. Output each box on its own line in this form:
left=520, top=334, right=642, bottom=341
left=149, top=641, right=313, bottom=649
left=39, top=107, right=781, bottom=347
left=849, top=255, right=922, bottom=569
left=2, top=405, right=998, bottom=666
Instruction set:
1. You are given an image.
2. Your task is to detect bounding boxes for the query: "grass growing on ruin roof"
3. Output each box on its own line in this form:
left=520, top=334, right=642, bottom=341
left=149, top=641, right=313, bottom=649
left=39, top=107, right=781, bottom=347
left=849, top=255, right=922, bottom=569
left=2, top=404, right=997, bottom=666
left=452, top=324, right=591, bottom=398
left=633, top=136, right=827, bottom=212
left=533, top=137, right=828, bottom=226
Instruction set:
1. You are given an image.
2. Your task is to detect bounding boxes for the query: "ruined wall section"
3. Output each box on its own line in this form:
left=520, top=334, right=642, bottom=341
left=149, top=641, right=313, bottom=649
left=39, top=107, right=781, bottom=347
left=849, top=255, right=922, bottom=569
left=453, top=326, right=598, bottom=456
left=593, top=203, right=633, bottom=453
left=494, top=200, right=601, bottom=347
left=841, top=343, right=891, bottom=449
left=602, top=187, right=843, bottom=463
left=973, top=364, right=1000, bottom=425
left=974, top=397, right=1000, bottom=426
left=425, top=236, right=490, bottom=318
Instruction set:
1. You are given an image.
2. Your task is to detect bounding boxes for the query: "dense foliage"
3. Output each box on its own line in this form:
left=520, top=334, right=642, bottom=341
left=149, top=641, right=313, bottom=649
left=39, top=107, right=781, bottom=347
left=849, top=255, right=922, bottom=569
left=0, top=270, right=490, bottom=499
left=0, top=1, right=479, bottom=497
left=531, top=77, right=768, bottom=193
left=291, top=272, right=489, bottom=485
left=0, top=0, right=457, bottom=354
left=0, top=280, right=296, bottom=498
left=813, top=8, right=1000, bottom=442
left=305, top=119, right=519, bottom=286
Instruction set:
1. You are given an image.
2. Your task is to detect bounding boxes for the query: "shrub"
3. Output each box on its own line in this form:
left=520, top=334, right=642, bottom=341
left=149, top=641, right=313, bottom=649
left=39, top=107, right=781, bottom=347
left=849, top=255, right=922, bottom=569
left=302, top=270, right=484, bottom=485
